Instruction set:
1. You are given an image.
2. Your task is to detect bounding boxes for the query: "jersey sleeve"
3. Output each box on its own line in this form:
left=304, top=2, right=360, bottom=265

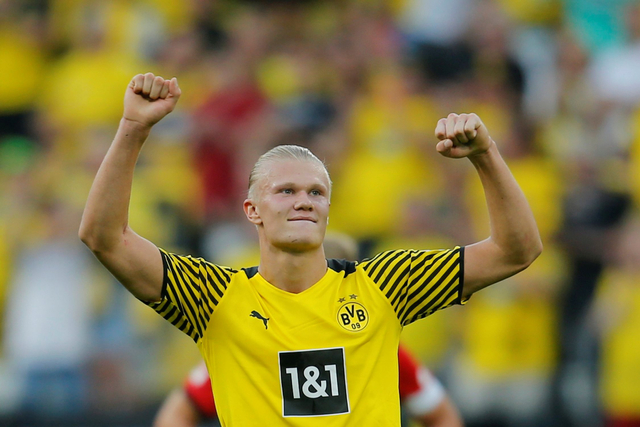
left=143, top=249, right=236, bottom=342
left=360, top=247, right=465, bottom=326
left=184, top=362, right=217, bottom=418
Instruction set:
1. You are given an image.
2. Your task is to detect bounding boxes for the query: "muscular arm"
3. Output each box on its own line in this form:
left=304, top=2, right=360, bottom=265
left=154, top=389, right=201, bottom=427
left=435, top=114, right=542, bottom=298
left=79, top=73, right=181, bottom=302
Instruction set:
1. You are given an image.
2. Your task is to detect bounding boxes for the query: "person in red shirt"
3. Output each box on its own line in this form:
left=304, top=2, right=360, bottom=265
left=154, top=345, right=463, bottom=427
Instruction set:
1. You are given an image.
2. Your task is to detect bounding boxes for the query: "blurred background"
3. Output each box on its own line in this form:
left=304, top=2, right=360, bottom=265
left=1, top=0, right=640, bottom=426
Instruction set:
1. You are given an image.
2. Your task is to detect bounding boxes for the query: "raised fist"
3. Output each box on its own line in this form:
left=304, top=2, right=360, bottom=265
left=123, top=73, right=181, bottom=128
left=435, top=113, right=494, bottom=159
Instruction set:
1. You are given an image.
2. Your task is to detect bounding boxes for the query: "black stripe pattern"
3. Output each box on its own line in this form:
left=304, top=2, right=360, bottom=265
left=144, top=249, right=237, bottom=343
left=360, top=247, right=464, bottom=326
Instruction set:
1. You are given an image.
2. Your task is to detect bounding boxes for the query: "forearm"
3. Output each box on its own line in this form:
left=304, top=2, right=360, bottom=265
left=154, top=389, right=201, bottom=427
left=79, top=119, right=150, bottom=250
left=469, top=142, right=541, bottom=264
left=434, top=113, right=541, bottom=296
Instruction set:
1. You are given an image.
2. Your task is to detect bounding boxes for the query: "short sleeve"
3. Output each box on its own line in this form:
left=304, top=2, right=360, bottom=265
left=360, top=247, right=465, bottom=326
left=143, top=249, right=236, bottom=342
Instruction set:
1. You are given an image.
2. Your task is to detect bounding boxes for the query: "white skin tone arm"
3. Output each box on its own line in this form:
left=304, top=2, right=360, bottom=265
left=153, top=389, right=201, bottom=427
left=434, top=113, right=542, bottom=298
left=79, top=73, right=181, bottom=302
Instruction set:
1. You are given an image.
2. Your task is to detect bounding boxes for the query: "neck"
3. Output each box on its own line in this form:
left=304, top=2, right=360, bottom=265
left=258, top=244, right=327, bottom=293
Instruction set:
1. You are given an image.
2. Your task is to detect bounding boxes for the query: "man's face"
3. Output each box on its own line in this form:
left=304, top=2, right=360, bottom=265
left=244, top=159, right=331, bottom=252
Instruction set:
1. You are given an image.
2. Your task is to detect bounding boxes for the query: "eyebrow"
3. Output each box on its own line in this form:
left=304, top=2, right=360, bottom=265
left=272, top=182, right=328, bottom=191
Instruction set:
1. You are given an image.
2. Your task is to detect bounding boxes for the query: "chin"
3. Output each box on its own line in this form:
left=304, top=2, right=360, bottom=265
left=277, top=234, right=323, bottom=253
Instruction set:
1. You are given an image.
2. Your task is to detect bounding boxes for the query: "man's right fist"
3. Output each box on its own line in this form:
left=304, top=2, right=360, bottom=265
left=123, top=73, right=181, bottom=128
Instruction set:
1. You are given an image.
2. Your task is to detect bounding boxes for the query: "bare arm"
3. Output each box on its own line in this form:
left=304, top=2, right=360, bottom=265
left=154, top=389, right=201, bottom=427
left=79, top=73, right=181, bottom=301
left=416, top=396, right=464, bottom=427
left=435, top=113, right=542, bottom=298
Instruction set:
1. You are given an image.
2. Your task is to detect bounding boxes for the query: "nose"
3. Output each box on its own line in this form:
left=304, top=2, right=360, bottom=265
left=293, top=192, right=313, bottom=211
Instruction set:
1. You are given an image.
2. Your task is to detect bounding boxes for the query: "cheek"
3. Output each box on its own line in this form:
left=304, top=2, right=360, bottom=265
left=317, top=200, right=330, bottom=216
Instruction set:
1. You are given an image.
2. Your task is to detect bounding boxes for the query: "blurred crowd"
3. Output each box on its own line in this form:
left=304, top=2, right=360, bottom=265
left=1, top=0, right=640, bottom=426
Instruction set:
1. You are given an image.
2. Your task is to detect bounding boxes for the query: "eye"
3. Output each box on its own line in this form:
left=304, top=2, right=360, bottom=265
left=281, top=188, right=294, bottom=194
left=310, top=189, right=322, bottom=196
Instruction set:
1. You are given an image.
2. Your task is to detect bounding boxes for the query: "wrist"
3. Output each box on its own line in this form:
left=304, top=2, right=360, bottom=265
left=120, top=117, right=153, bottom=135
left=116, top=118, right=152, bottom=149
left=468, top=140, right=498, bottom=166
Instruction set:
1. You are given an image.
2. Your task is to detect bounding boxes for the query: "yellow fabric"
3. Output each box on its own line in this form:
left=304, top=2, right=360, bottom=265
left=131, top=143, right=204, bottom=234
left=497, top=0, right=561, bottom=25
left=462, top=294, right=557, bottom=375
left=330, top=87, right=441, bottom=238
left=40, top=49, right=140, bottom=128
left=598, top=269, right=640, bottom=417
left=258, top=55, right=302, bottom=101
left=465, top=155, right=564, bottom=242
left=458, top=247, right=563, bottom=376
left=375, top=235, right=458, bottom=367
left=48, top=0, right=187, bottom=55
left=0, top=27, right=45, bottom=112
left=629, top=108, right=640, bottom=208
left=146, top=247, right=464, bottom=426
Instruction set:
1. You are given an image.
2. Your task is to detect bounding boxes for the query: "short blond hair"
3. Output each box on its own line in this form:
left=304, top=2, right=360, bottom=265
left=247, top=145, right=331, bottom=200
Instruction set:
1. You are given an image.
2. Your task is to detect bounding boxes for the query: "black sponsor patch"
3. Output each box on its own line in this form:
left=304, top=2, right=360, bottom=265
left=279, top=348, right=349, bottom=417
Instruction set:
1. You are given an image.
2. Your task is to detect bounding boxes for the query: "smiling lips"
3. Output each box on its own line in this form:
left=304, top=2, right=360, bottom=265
left=288, top=217, right=317, bottom=223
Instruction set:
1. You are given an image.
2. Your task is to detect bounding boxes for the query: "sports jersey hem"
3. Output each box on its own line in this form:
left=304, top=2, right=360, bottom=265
left=158, top=247, right=169, bottom=300
left=457, top=246, right=466, bottom=305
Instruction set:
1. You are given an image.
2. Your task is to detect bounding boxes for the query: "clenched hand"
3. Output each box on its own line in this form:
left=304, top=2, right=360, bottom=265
left=123, top=73, right=181, bottom=128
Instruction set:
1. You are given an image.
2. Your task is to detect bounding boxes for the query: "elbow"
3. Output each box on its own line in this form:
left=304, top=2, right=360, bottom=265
left=78, top=221, right=95, bottom=250
left=78, top=219, right=118, bottom=255
left=532, top=236, right=543, bottom=262
left=528, top=233, right=543, bottom=265
left=514, top=235, right=543, bottom=271
left=78, top=219, right=101, bottom=252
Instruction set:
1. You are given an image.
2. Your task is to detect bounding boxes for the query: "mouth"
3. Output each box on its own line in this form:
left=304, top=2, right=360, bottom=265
left=288, top=217, right=317, bottom=223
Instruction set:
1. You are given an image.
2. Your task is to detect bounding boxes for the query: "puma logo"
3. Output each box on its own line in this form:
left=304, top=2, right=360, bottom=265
left=250, top=310, right=269, bottom=329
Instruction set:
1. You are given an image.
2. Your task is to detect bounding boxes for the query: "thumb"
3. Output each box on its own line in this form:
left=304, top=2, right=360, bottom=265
left=436, top=139, right=453, bottom=153
left=169, top=77, right=181, bottom=98
left=128, top=74, right=144, bottom=94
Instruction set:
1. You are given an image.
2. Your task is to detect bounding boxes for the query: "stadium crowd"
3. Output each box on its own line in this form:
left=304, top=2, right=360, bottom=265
left=0, top=0, right=639, bottom=426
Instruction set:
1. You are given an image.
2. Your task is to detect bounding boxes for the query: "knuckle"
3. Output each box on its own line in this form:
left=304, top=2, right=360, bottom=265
left=447, top=113, right=457, bottom=119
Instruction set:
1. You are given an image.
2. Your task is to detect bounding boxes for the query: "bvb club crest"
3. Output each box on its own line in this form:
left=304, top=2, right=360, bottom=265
left=337, top=302, right=369, bottom=332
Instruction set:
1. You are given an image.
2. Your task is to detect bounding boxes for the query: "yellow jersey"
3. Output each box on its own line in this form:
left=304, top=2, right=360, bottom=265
left=145, top=247, right=464, bottom=426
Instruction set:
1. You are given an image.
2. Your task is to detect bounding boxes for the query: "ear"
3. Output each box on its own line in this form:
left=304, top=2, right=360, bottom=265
left=243, top=199, right=262, bottom=225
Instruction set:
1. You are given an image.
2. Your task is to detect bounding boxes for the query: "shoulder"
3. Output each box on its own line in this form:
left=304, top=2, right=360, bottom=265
left=160, top=249, right=240, bottom=280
